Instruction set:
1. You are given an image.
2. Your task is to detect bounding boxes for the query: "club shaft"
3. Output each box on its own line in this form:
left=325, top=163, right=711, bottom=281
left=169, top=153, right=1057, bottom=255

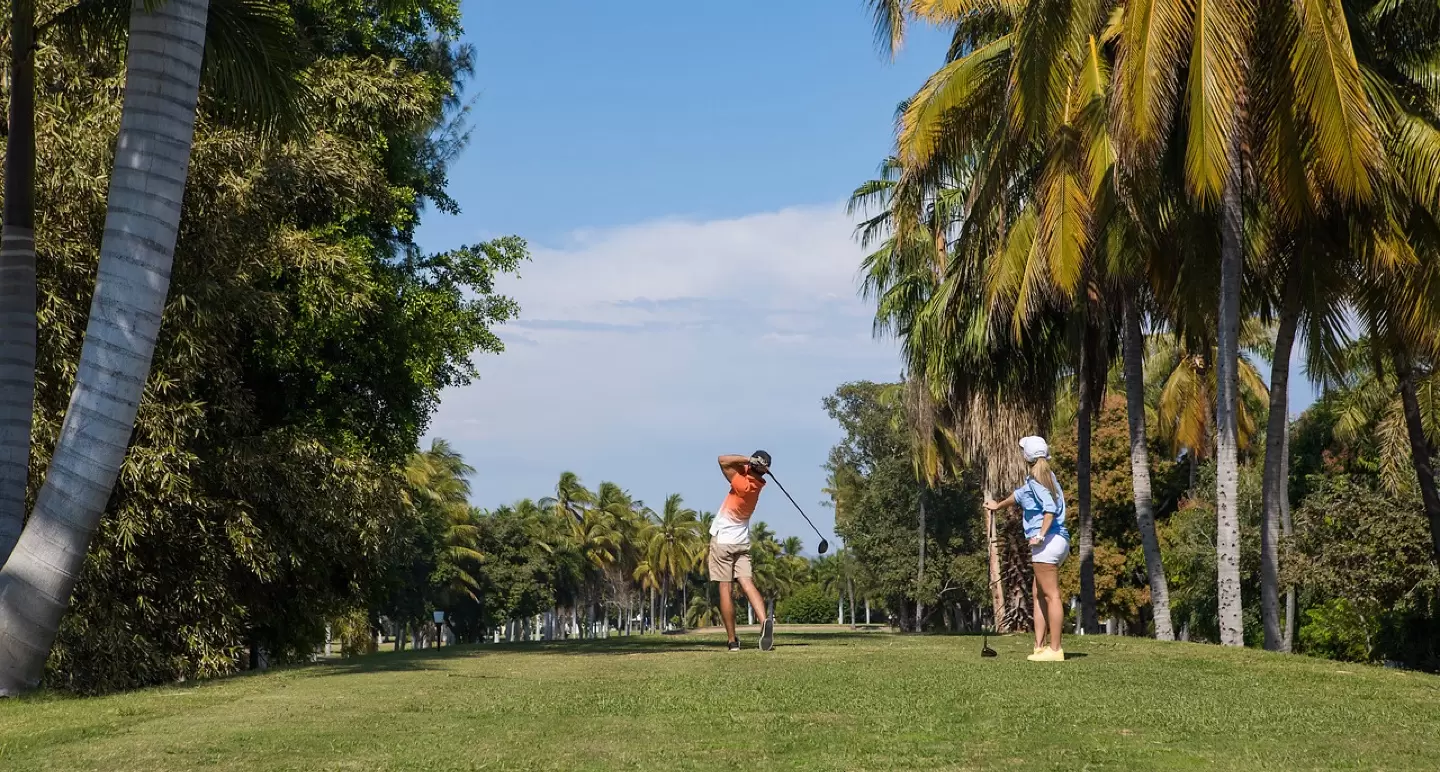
left=766, top=473, right=825, bottom=540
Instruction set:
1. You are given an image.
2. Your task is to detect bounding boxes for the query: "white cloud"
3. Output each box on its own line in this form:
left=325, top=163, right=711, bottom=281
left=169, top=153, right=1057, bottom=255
left=427, top=205, right=900, bottom=548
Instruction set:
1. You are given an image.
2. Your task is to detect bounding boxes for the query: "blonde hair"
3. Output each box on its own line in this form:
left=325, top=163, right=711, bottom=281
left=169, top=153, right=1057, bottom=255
left=1029, top=458, right=1060, bottom=497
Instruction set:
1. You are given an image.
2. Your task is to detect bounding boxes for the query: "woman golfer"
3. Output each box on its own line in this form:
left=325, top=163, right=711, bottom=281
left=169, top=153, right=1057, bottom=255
left=984, top=435, right=1070, bottom=662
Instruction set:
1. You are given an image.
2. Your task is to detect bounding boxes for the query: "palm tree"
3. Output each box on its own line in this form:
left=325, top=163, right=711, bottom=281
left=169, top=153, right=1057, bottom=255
left=542, top=471, right=594, bottom=524
left=405, top=440, right=485, bottom=603
left=0, top=0, right=307, bottom=567
left=0, top=0, right=39, bottom=567
left=1148, top=332, right=1271, bottom=475
left=0, top=0, right=216, bottom=695
left=868, top=0, right=1390, bottom=647
left=646, top=494, right=701, bottom=629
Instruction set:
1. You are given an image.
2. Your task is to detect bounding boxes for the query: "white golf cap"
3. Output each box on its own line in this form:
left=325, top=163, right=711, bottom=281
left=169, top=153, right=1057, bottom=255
left=1019, top=436, right=1049, bottom=462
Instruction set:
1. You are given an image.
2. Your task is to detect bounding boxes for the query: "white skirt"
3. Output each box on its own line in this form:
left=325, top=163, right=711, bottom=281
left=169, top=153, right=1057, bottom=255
left=1030, top=533, right=1070, bottom=565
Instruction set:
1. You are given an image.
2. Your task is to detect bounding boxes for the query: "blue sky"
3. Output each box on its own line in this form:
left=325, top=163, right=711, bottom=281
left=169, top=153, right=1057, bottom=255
left=418, top=1, right=1316, bottom=551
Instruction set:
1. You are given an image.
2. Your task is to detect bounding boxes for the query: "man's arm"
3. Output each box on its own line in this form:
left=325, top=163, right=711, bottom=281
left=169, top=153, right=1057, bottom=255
left=718, top=454, right=750, bottom=482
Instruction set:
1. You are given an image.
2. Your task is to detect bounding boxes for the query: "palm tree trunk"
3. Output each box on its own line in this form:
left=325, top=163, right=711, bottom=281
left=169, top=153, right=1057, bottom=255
left=1395, top=355, right=1440, bottom=562
left=1281, top=422, right=1296, bottom=652
left=984, top=498, right=1005, bottom=631
left=1214, top=153, right=1246, bottom=647
left=1077, top=335, right=1100, bottom=634
left=847, top=576, right=855, bottom=627
left=1123, top=300, right=1174, bottom=640
left=0, top=0, right=211, bottom=694
left=915, top=491, right=926, bottom=631
left=682, top=582, right=688, bottom=629
left=1261, top=268, right=1301, bottom=651
left=0, top=0, right=38, bottom=567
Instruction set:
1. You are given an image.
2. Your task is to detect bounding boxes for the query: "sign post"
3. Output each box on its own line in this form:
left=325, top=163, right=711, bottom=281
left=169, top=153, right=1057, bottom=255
left=433, top=610, right=445, bottom=649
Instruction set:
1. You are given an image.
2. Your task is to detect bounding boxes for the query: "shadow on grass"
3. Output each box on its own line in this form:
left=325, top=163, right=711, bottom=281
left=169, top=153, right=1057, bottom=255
left=307, top=630, right=887, bottom=677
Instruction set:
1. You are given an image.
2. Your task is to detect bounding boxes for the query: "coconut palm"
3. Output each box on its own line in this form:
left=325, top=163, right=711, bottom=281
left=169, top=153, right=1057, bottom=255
left=867, top=0, right=1393, bottom=647
left=541, top=471, right=594, bottom=524
left=1147, top=332, right=1270, bottom=472
left=405, top=440, right=484, bottom=602
left=646, top=494, right=701, bottom=629
left=0, top=0, right=217, bottom=695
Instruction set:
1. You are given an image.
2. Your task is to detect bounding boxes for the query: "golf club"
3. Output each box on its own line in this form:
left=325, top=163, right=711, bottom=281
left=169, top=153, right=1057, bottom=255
left=765, top=471, right=830, bottom=555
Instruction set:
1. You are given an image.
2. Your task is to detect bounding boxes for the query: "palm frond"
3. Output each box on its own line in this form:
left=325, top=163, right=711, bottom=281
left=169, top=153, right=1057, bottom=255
left=898, top=36, right=1013, bottom=170
left=1183, top=0, right=1248, bottom=204
left=1114, top=0, right=1192, bottom=164
left=1289, top=0, right=1381, bottom=204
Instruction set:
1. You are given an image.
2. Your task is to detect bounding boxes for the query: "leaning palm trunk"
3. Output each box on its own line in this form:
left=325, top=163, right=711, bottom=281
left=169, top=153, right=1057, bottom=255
left=0, top=0, right=210, bottom=694
left=0, top=0, right=39, bottom=566
left=1395, top=355, right=1440, bottom=562
left=1122, top=300, right=1174, bottom=640
left=1281, top=426, right=1295, bottom=651
left=1260, top=270, right=1301, bottom=651
left=1076, top=334, right=1099, bottom=634
left=1214, top=157, right=1246, bottom=647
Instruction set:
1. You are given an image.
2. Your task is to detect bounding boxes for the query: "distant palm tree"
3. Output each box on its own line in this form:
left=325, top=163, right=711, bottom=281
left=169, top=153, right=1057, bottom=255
left=405, top=440, right=484, bottom=602
left=647, top=494, right=701, bottom=629
left=1146, top=330, right=1270, bottom=489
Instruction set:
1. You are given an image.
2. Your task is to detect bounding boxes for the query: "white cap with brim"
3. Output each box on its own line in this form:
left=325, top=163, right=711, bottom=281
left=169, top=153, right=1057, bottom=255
left=1019, top=436, right=1049, bottom=463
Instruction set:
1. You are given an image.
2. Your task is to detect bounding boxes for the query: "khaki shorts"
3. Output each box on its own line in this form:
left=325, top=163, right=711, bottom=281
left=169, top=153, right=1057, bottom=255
left=707, top=540, right=752, bottom=582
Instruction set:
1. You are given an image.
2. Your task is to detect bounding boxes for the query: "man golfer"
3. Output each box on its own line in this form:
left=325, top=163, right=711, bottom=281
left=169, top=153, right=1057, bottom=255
left=709, top=451, right=774, bottom=652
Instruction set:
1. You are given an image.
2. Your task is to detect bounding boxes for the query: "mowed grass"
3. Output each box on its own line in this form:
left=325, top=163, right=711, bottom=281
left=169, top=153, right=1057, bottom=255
left=2, top=630, right=1439, bottom=771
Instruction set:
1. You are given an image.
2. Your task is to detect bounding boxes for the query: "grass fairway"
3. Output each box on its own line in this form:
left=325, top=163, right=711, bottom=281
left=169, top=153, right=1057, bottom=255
left=2, top=630, right=1438, bottom=771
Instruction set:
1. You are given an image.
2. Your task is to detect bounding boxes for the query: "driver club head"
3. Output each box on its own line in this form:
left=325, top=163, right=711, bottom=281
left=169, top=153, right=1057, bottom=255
left=817, top=539, right=830, bottom=555
left=981, top=643, right=998, bottom=657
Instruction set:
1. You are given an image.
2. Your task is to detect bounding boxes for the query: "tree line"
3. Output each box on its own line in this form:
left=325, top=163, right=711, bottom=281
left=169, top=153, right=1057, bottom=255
left=846, top=1, right=1440, bottom=664
left=402, top=443, right=874, bottom=647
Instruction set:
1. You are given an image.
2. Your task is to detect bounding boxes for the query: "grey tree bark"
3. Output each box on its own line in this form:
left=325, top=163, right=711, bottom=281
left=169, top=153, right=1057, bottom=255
left=1122, top=300, right=1174, bottom=640
left=1261, top=268, right=1300, bottom=651
left=0, top=0, right=38, bottom=566
left=1077, top=334, right=1099, bottom=634
left=1395, top=355, right=1440, bottom=562
left=1282, top=424, right=1295, bottom=651
left=0, top=0, right=210, bottom=694
left=1215, top=154, right=1246, bottom=647
left=915, top=492, right=926, bottom=630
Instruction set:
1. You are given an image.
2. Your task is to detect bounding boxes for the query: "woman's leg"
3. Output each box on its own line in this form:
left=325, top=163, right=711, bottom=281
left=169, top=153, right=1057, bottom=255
left=1034, top=563, right=1063, bottom=651
left=1031, top=575, right=1046, bottom=650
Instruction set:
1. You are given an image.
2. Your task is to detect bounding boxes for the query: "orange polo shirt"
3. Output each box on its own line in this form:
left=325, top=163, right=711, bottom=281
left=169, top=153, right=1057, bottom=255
left=721, top=469, right=766, bottom=520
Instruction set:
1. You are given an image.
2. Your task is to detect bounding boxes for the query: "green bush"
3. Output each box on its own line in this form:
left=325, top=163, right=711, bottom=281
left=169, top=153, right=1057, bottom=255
left=776, top=585, right=839, bottom=624
left=1299, top=598, right=1377, bottom=663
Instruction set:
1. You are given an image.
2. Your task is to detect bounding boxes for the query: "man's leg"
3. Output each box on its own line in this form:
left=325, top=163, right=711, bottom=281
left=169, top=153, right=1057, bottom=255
left=736, top=577, right=767, bottom=623
left=718, top=581, right=737, bottom=642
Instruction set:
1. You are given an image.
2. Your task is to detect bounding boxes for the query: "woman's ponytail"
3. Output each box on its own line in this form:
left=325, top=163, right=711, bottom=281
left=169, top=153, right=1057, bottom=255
left=1030, top=458, right=1060, bottom=497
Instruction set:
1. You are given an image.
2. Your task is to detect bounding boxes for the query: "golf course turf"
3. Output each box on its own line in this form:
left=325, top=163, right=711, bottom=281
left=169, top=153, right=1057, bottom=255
left=2, top=629, right=1437, bottom=770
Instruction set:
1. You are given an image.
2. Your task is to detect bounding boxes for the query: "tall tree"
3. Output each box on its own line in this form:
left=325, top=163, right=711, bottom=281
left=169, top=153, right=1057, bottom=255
left=0, top=0, right=38, bottom=565
left=0, top=0, right=306, bottom=566
left=646, top=493, right=701, bottom=627
left=0, top=0, right=215, bottom=695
